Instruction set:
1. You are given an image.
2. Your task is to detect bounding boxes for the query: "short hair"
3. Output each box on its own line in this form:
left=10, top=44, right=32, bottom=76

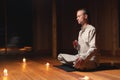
left=77, top=8, right=89, bottom=16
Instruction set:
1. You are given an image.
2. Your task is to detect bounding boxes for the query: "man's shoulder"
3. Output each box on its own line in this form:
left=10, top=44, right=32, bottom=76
left=87, top=25, right=95, bottom=30
left=88, top=24, right=95, bottom=29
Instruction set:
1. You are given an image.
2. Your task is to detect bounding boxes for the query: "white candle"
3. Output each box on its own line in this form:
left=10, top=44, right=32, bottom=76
left=46, top=62, right=50, bottom=66
left=46, top=62, right=50, bottom=71
left=23, top=58, right=26, bottom=63
left=84, top=76, right=89, bottom=80
left=3, top=68, right=8, bottom=76
left=79, top=76, right=89, bottom=80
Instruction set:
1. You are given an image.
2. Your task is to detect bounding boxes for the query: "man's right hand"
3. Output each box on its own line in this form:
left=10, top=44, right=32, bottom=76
left=73, top=40, right=78, bottom=49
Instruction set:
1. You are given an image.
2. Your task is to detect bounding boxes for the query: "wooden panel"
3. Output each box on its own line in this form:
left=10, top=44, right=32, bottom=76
left=32, top=0, right=52, bottom=54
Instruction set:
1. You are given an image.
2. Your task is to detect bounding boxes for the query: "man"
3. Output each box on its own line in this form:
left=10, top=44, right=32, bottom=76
left=58, top=9, right=97, bottom=70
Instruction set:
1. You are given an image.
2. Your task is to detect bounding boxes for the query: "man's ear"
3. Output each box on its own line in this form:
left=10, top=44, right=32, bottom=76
left=85, top=14, right=88, bottom=19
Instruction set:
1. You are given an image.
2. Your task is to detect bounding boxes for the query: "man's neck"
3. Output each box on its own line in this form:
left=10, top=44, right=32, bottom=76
left=81, top=23, right=88, bottom=30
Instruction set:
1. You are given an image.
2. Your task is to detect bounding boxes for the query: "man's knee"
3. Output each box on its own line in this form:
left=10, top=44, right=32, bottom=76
left=74, top=61, right=97, bottom=71
left=57, top=53, right=63, bottom=60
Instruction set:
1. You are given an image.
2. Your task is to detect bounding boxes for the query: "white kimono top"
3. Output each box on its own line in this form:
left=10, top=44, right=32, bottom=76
left=77, top=24, right=97, bottom=60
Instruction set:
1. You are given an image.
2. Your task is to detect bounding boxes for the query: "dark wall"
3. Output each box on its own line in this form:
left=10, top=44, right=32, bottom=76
left=0, top=0, right=33, bottom=47
left=0, top=0, right=5, bottom=46
left=7, top=0, right=33, bottom=47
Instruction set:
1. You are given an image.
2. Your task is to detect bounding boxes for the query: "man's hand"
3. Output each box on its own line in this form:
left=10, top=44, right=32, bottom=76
left=73, top=40, right=78, bottom=49
left=73, top=57, right=84, bottom=69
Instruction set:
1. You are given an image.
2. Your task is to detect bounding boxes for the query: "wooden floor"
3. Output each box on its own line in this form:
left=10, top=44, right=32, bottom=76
left=0, top=56, right=120, bottom=80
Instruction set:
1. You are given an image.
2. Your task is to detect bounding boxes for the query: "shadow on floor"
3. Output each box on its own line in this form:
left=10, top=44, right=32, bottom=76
left=54, top=64, right=76, bottom=72
left=95, top=63, right=119, bottom=71
left=54, top=63, right=120, bottom=72
left=77, top=63, right=120, bottom=72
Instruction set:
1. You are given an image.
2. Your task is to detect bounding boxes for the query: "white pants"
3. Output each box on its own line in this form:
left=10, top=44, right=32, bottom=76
left=58, top=53, right=97, bottom=70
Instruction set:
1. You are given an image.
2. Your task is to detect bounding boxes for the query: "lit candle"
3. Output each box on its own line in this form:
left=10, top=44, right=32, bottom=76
left=46, top=62, right=50, bottom=71
left=46, top=62, right=50, bottom=66
left=84, top=76, right=89, bottom=80
left=3, top=68, right=8, bottom=76
left=23, top=58, right=26, bottom=63
left=79, top=76, right=89, bottom=80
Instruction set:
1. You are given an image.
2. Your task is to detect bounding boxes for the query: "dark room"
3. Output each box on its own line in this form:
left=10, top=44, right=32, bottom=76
left=0, top=0, right=120, bottom=80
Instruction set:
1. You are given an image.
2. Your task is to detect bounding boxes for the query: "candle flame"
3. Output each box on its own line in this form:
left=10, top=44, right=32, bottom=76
left=46, top=62, right=50, bottom=71
left=3, top=68, right=8, bottom=76
left=23, top=58, right=26, bottom=63
left=79, top=76, right=89, bottom=80
left=46, top=62, right=50, bottom=66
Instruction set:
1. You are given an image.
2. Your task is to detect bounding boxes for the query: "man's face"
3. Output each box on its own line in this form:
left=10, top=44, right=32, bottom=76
left=76, top=10, right=87, bottom=25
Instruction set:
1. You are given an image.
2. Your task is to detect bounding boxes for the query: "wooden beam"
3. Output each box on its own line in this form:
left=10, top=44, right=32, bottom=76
left=112, top=0, right=118, bottom=56
left=52, top=0, right=57, bottom=58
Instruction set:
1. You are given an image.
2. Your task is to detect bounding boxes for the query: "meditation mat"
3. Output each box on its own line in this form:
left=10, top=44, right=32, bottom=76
left=54, top=64, right=76, bottom=72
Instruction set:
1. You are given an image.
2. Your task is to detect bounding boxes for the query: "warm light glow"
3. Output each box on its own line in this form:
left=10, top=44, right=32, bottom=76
left=84, top=76, right=89, bottom=80
left=46, top=62, right=50, bottom=71
left=23, top=58, right=26, bottom=63
left=22, top=63, right=26, bottom=71
left=46, top=62, right=50, bottom=66
left=0, top=48, right=11, bottom=51
left=24, top=46, right=32, bottom=51
left=3, top=76, right=8, bottom=80
left=79, top=76, right=89, bottom=80
left=19, top=48, right=26, bottom=51
left=19, top=46, right=32, bottom=52
left=3, top=68, right=8, bottom=76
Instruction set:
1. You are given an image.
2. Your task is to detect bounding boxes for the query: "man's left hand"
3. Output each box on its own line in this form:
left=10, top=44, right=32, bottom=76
left=73, top=57, right=84, bottom=69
